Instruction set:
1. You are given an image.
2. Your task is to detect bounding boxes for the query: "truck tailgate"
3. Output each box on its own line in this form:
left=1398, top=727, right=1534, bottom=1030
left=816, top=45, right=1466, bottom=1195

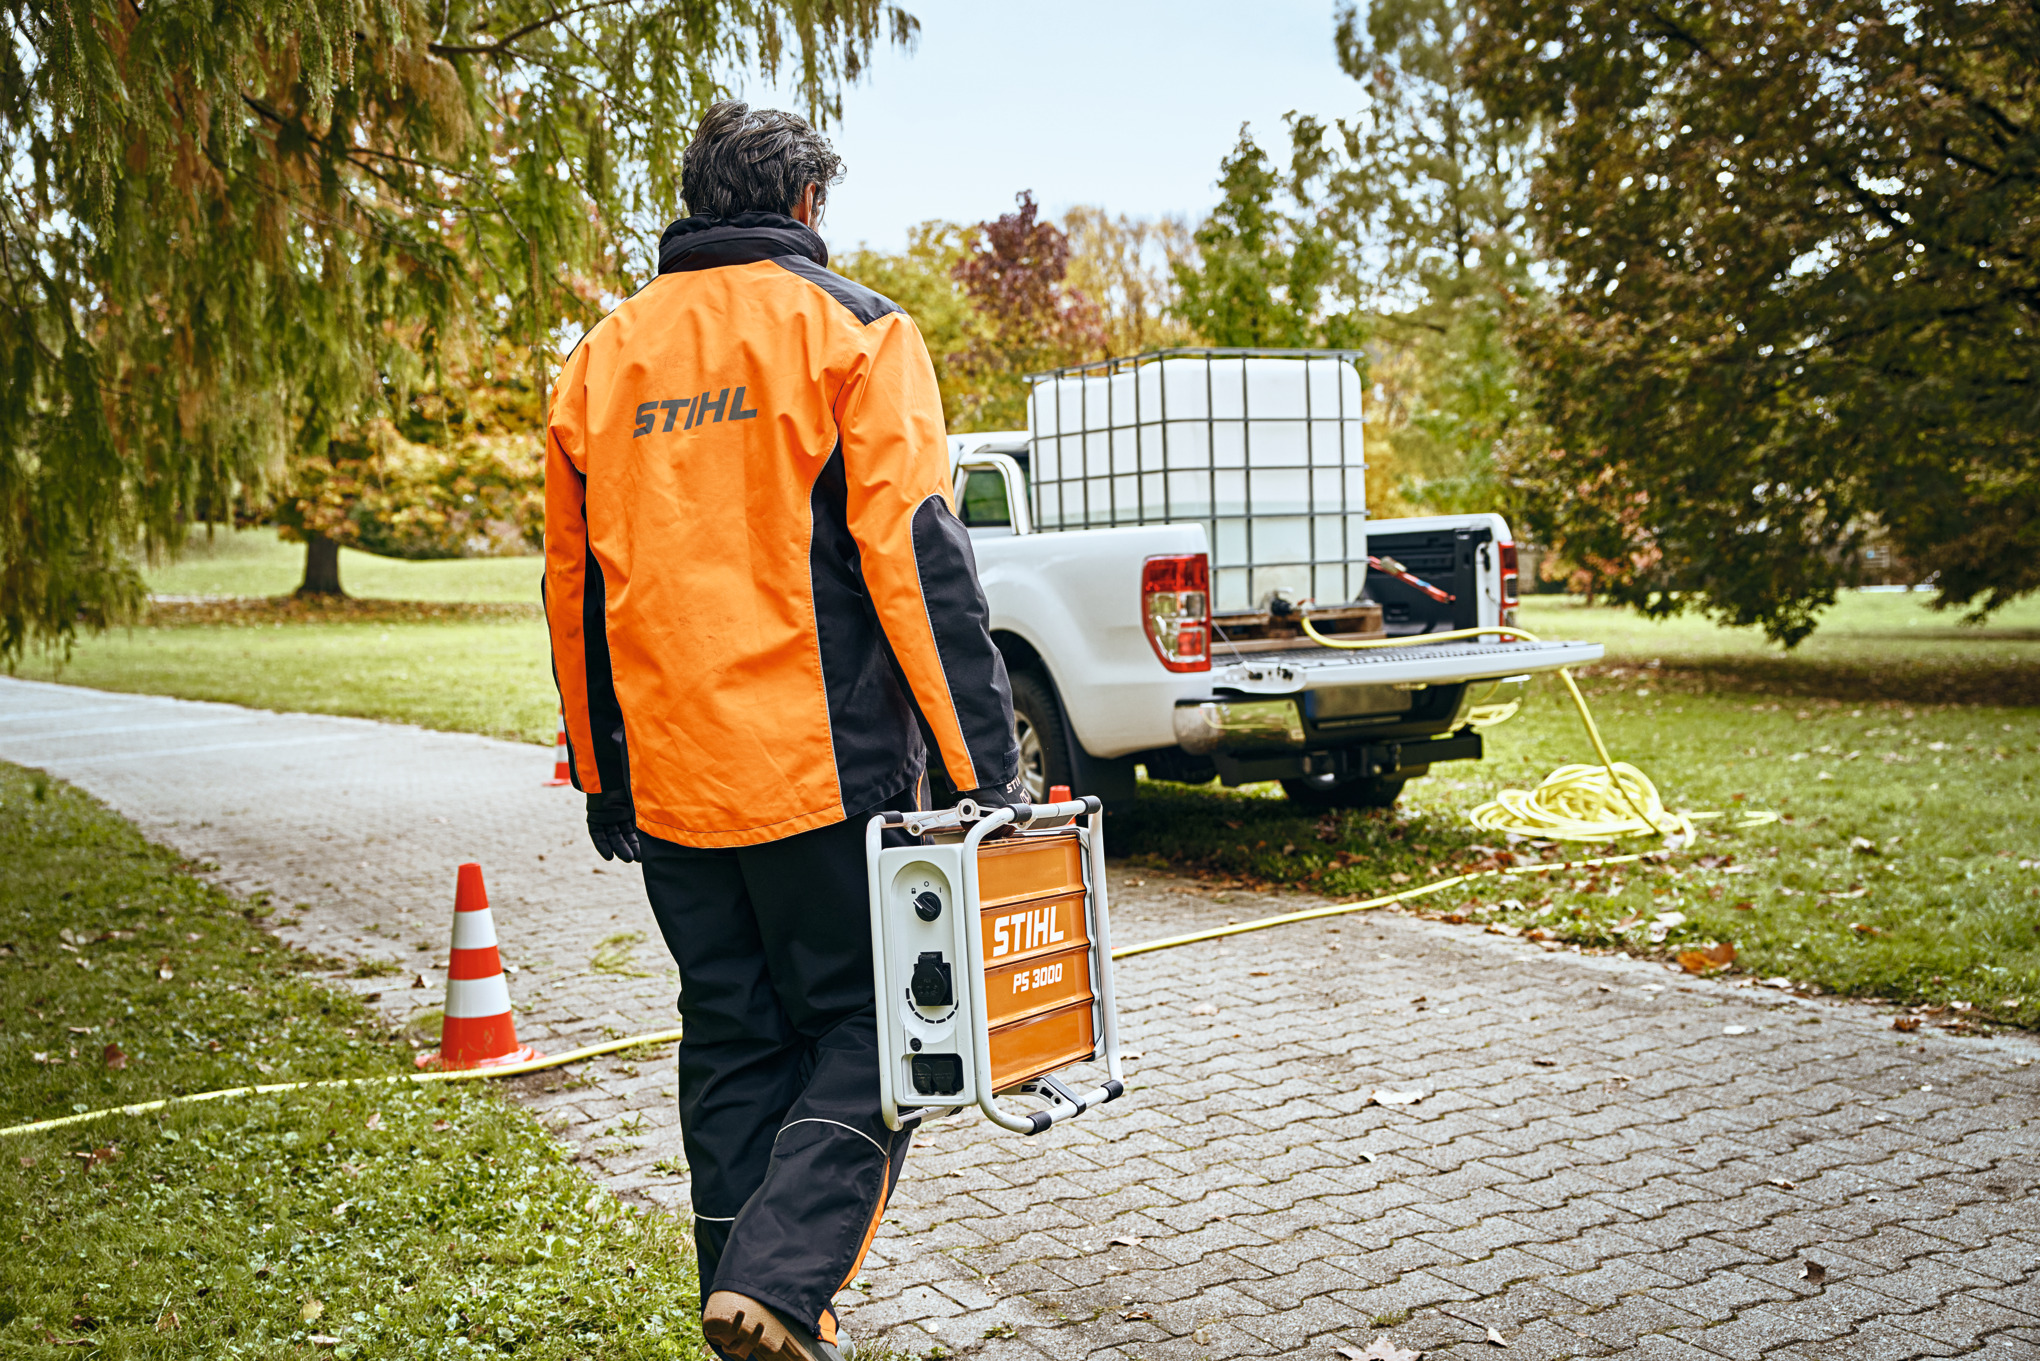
left=1209, top=638, right=1604, bottom=694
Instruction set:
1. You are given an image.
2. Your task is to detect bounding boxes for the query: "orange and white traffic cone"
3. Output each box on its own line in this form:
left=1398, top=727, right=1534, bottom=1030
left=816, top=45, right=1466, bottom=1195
left=1049, top=784, right=1072, bottom=802
left=546, top=710, right=571, bottom=786
left=416, top=863, right=542, bottom=1072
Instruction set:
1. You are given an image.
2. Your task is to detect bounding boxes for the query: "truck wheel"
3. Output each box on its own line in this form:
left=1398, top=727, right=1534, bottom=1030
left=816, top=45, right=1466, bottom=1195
left=1009, top=670, right=1074, bottom=803
left=1280, top=773, right=1409, bottom=809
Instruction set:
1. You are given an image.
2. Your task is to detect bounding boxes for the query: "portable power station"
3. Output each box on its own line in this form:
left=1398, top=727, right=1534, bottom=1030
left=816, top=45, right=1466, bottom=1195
left=865, top=795, right=1127, bottom=1134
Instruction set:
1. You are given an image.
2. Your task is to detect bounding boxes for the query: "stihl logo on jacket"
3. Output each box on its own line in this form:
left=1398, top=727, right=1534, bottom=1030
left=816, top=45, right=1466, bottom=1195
left=631, top=386, right=760, bottom=437
left=543, top=212, right=1019, bottom=848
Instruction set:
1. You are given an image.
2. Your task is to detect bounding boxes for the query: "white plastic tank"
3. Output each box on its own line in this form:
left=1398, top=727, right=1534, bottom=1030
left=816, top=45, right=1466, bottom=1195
left=1027, top=352, right=1367, bottom=612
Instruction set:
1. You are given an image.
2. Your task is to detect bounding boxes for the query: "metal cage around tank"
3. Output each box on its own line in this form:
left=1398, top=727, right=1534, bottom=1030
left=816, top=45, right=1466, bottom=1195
left=1024, top=348, right=1370, bottom=613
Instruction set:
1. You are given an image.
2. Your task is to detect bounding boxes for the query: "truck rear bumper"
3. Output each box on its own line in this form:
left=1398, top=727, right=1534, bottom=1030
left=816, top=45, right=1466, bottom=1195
left=1205, top=729, right=1483, bottom=785
left=1208, top=637, right=1603, bottom=694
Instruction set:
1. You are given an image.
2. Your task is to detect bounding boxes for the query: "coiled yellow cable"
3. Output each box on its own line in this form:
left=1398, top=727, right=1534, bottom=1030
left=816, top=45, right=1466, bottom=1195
left=1295, top=613, right=1776, bottom=842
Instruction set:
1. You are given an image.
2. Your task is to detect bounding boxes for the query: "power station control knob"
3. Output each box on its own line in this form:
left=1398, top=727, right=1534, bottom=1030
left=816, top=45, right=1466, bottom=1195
left=913, top=889, right=943, bottom=922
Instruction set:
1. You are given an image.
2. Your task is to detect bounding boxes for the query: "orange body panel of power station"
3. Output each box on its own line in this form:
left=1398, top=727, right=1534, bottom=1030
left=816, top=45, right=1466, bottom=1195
left=975, top=831, right=1098, bottom=1090
left=976, top=832, right=1085, bottom=908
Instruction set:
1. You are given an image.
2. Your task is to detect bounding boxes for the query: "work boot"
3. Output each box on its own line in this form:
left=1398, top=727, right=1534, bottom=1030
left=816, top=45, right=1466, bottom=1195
left=702, top=1291, right=845, bottom=1361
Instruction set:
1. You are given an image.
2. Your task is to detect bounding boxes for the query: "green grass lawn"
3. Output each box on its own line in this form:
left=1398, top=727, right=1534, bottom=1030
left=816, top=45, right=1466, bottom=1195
left=1518, top=592, right=2040, bottom=705
left=146, top=526, right=543, bottom=604
left=1118, top=679, right=2040, bottom=1029
left=0, top=763, right=707, bottom=1359
left=19, top=612, right=557, bottom=745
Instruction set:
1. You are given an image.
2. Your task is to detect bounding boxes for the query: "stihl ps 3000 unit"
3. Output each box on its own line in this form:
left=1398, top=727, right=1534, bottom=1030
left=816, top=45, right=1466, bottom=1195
left=866, top=795, right=1126, bottom=1135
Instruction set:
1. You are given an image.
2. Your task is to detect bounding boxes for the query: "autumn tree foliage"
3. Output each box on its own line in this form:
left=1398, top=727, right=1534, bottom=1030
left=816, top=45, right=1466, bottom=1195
left=1468, top=0, right=2040, bottom=642
left=0, top=0, right=913, bottom=648
left=945, top=192, right=1108, bottom=429
left=1173, top=129, right=1358, bottom=349
left=1288, top=0, right=1543, bottom=523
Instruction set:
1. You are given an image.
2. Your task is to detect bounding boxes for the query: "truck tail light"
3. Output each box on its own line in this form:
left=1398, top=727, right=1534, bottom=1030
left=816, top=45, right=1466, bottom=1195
left=1141, top=554, right=1210, bottom=673
left=1499, top=540, right=1520, bottom=608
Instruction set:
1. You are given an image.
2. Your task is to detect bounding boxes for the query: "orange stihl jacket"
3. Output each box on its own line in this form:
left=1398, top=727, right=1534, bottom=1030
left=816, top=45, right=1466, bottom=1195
left=544, top=212, right=1019, bottom=848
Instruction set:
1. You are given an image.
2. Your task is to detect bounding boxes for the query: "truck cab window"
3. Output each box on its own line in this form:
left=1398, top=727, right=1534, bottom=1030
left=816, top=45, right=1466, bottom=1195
left=960, top=469, right=1012, bottom=528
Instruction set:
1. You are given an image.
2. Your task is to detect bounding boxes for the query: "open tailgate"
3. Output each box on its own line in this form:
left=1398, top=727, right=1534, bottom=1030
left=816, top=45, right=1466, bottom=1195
left=1209, top=637, right=1604, bottom=695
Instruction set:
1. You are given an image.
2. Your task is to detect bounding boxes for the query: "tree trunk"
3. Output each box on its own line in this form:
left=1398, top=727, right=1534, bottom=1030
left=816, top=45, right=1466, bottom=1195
left=297, top=533, right=345, bottom=597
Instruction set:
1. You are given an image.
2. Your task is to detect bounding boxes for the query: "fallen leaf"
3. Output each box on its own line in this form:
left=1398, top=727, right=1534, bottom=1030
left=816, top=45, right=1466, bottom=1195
left=1121, top=1309, right=1153, bottom=1321
left=18, top=1156, right=34, bottom=1169
left=1612, top=916, right=1645, bottom=930
left=154, top=1310, right=179, bottom=1333
left=411, top=972, right=432, bottom=989
left=1849, top=922, right=1883, bottom=936
left=75, top=1145, right=119, bottom=1168
left=1799, top=1259, right=1826, bottom=1286
left=1486, top=1326, right=1511, bottom=1347
left=1249, top=970, right=1271, bottom=977
left=1892, top=1016, right=1921, bottom=1033
left=156, top=958, right=174, bottom=980
left=1768, top=1177, right=1797, bottom=1189
left=364, top=1112, right=382, bottom=1131
left=1188, top=1004, right=1218, bottom=1017
left=1108, top=1235, right=1140, bottom=1247
left=1531, top=1058, right=1557, bottom=1067
left=307, top=1334, right=343, bottom=1346
left=1349, top=1338, right=1423, bottom=1361
left=1355, top=1151, right=1376, bottom=1162
left=1722, top=1025, right=1751, bottom=1035
left=102, top=1044, right=127, bottom=1070
left=1676, top=941, right=1737, bottom=975
left=1367, top=1088, right=1427, bottom=1107
left=301, top=1297, right=325, bottom=1323
left=1389, top=873, right=1411, bottom=884
left=1485, top=923, right=1522, bottom=937
left=432, top=1119, right=452, bottom=1132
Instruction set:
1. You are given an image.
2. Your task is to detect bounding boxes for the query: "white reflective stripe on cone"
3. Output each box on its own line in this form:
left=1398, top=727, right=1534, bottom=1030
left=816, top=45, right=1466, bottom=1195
left=450, top=909, right=499, bottom=950
left=444, top=973, right=513, bottom=1019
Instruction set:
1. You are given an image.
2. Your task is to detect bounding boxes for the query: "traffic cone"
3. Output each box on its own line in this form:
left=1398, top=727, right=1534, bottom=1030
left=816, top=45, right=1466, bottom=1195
left=1049, top=784, right=1072, bottom=803
left=546, top=710, right=571, bottom=786
left=415, top=863, right=542, bottom=1072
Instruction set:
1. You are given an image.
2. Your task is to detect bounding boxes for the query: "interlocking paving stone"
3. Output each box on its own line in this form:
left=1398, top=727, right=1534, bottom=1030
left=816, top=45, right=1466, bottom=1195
left=6, top=674, right=2037, bottom=1361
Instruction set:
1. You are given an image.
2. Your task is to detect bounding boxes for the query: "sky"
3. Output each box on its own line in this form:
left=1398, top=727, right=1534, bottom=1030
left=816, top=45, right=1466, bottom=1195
left=743, top=0, right=1367, bottom=255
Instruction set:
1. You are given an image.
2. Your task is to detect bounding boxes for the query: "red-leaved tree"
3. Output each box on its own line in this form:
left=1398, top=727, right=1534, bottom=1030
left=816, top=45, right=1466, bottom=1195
left=948, top=192, right=1107, bottom=428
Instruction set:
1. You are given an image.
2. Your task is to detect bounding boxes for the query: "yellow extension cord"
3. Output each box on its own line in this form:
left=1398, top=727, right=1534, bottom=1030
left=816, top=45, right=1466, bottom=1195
left=5, top=620, right=1777, bottom=1139
left=2, top=845, right=1666, bottom=1138
left=1296, top=615, right=1778, bottom=844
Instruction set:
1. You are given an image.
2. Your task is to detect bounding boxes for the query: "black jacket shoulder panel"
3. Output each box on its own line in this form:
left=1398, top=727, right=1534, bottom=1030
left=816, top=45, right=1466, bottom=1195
left=768, top=255, right=903, bottom=327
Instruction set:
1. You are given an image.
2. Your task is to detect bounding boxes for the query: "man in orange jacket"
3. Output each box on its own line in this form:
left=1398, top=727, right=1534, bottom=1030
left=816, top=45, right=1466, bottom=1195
left=544, top=102, right=1021, bottom=1361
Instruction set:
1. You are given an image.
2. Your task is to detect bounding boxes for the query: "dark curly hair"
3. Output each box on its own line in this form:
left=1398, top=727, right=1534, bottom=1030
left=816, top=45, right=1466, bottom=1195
left=680, top=100, right=846, bottom=222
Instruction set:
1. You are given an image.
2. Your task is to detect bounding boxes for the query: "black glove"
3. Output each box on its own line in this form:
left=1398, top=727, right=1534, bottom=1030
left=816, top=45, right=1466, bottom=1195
left=961, top=772, right=1029, bottom=814
left=586, top=789, right=641, bottom=863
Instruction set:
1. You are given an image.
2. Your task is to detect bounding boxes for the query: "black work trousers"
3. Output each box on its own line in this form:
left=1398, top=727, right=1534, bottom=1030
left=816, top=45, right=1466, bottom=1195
left=639, top=793, right=917, bottom=1345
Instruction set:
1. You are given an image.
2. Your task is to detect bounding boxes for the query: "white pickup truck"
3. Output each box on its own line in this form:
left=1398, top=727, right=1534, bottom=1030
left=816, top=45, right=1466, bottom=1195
left=944, top=349, right=1603, bottom=810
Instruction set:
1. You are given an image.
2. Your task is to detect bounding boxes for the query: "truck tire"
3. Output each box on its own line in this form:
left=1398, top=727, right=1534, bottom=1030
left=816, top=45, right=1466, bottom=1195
left=1280, top=773, right=1409, bottom=809
left=1009, top=669, right=1074, bottom=803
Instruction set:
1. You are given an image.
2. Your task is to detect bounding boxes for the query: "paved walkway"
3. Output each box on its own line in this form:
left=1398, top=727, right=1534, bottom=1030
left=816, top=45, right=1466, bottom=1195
left=4, top=676, right=2036, bottom=1360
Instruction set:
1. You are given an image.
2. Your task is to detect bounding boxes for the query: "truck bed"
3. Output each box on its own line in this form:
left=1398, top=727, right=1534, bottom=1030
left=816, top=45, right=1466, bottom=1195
left=1208, top=637, right=1603, bottom=694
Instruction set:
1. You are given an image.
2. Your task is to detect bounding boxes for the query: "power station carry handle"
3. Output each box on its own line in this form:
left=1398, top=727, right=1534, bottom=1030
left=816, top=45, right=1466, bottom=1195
left=877, top=796, right=1101, bottom=837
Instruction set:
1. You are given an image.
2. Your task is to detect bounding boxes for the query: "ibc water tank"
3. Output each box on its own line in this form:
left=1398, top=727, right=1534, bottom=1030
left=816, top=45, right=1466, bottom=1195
left=1027, top=352, right=1367, bottom=612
